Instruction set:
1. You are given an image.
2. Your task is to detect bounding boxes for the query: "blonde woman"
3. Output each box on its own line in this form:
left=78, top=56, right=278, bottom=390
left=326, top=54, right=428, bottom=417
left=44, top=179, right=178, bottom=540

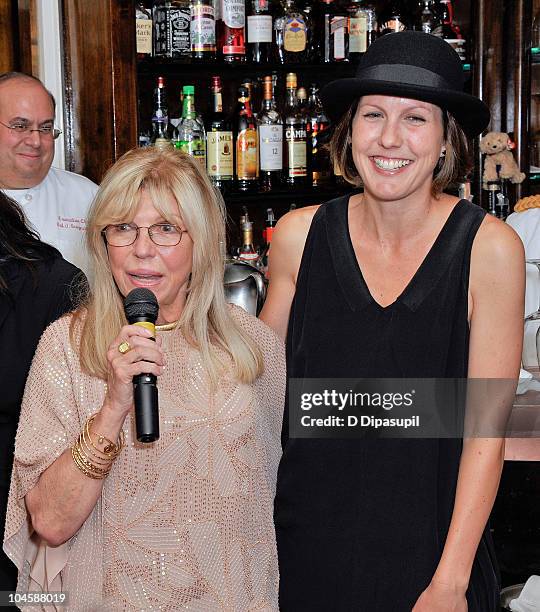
left=4, top=148, right=284, bottom=610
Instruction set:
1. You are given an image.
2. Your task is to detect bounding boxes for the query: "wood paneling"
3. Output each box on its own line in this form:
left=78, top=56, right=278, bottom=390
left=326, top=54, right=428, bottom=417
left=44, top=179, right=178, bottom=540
left=0, top=0, right=35, bottom=74
left=0, top=0, right=16, bottom=72
left=61, top=0, right=137, bottom=183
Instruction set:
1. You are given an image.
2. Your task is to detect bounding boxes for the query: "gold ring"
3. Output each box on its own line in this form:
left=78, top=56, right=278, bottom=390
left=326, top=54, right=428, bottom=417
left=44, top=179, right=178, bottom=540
left=118, top=341, right=131, bottom=355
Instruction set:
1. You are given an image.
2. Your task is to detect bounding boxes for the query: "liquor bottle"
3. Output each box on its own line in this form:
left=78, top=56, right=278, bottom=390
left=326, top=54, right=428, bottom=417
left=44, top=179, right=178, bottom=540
left=347, top=0, right=377, bottom=58
left=217, top=0, right=246, bottom=62
left=498, top=179, right=510, bottom=220
left=307, top=84, right=332, bottom=188
left=153, top=0, right=191, bottom=60
left=283, top=72, right=308, bottom=188
left=275, top=0, right=309, bottom=64
left=432, top=0, right=458, bottom=36
left=247, top=0, right=273, bottom=63
left=320, top=0, right=348, bottom=62
left=378, top=1, right=408, bottom=36
left=484, top=181, right=501, bottom=217
left=241, top=78, right=260, bottom=119
left=238, top=220, right=259, bottom=264
left=260, top=207, right=275, bottom=276
left=431, top=1, right=465, bottom=60
left=175, top=85, right=206, bottom=169
left=235, top=85, right=259, bottom=192
left=190, top=0, right=216, bottom=61
left=417, top=0, right=436, bottom=33
left=258, top=75, right=283, bottom=192
left=136, top=2, right=153, bottom=58
left=150, top=76, right=173, bottom=149
left=206, top=76, right=234, bottom=192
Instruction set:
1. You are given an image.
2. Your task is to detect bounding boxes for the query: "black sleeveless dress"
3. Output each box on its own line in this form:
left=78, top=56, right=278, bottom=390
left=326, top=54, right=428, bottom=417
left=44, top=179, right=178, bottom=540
left=274, top=195, right=500, bottom=611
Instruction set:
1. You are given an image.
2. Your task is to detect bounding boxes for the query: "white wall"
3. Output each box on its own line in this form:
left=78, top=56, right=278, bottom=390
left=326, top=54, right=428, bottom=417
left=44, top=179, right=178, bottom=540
left=35, top=0, right=65, bottom=170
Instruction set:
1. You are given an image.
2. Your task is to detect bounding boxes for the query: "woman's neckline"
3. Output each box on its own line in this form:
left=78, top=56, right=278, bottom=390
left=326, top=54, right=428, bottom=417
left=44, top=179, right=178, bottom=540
left=344, top=196, right=466, bottom=311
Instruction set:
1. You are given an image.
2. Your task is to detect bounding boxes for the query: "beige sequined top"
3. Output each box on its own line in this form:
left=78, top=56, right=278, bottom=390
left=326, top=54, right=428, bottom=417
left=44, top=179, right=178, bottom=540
left=4, top=306, right=285, bottom=611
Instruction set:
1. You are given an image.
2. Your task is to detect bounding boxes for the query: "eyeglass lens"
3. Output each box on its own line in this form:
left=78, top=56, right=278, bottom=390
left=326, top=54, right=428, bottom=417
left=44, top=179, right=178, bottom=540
left=104, top=224, right=182, bottom=246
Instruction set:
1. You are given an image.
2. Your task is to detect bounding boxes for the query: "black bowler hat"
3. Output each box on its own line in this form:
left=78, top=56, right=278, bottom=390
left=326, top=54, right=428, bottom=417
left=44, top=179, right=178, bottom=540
left=320, top=31, right=490, bottom=138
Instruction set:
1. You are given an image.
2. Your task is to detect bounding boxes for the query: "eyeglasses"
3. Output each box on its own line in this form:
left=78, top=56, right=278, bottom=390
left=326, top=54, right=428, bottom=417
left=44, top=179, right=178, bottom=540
left=0, top=120, right=62, bottom=140
left=101, top=223, right=186, bottom=247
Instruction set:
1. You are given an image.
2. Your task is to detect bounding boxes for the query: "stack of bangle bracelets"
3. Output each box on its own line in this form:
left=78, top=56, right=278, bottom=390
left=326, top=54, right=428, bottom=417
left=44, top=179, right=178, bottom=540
left=71, top=414, right=125, bottom=480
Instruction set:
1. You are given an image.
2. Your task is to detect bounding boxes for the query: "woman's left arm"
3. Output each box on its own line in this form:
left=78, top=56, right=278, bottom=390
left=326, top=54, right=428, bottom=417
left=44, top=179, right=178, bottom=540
left=413, top=218, right=525, bottom=612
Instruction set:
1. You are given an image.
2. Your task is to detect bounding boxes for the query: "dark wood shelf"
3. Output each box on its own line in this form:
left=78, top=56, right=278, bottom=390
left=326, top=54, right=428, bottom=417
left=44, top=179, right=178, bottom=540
left=137, top=57, right=357, bottom=79
left=222, top=185, right=350, bottom=209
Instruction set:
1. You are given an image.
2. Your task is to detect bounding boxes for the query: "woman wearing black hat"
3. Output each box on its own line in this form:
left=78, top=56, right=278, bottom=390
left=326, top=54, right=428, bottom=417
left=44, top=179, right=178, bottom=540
left=261, top=32, right=524, bottom=611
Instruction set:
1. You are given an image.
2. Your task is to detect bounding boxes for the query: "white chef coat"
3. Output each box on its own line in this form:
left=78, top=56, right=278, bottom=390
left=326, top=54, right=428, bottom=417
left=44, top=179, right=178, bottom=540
left=506, top=208, right=540, bottom=368
left=3, top=166, right=98, bottom=277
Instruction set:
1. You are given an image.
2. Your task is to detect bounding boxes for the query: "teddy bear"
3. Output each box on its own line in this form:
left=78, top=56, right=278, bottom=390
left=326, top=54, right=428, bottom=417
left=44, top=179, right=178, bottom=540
left=480, top=131, right=526, bottom=184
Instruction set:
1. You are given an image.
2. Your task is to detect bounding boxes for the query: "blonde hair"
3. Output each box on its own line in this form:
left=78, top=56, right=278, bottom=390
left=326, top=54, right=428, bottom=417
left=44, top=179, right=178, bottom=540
left=72, top=147, right=263, bottom=385
left=329, top=100, right=472, bottom=196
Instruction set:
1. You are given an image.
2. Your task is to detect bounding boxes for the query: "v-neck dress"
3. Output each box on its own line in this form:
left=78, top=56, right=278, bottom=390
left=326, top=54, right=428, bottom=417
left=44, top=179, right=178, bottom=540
left=274, top=195, right=499, bottom=611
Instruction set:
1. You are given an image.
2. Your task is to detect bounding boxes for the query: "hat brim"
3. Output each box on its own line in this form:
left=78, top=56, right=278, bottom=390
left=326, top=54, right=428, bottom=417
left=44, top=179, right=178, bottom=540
left=320, top=78, right=490, bottom=138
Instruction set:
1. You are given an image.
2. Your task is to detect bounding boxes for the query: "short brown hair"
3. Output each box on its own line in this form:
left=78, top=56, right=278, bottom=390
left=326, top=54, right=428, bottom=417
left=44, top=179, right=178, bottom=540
left=329, top=100, right=472, bottom=196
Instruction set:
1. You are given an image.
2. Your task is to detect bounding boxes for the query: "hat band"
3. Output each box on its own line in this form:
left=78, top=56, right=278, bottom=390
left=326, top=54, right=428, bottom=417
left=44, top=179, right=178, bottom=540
left=357, top=64, right=455, bottom=92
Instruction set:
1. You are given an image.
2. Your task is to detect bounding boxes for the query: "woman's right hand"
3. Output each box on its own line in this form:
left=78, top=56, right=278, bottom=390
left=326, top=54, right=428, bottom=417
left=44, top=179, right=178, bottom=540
left=103, top=324, right=166, bottom=421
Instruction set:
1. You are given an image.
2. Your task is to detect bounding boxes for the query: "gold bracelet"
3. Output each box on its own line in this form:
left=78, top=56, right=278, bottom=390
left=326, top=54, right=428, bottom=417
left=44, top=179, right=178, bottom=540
left=72, top=442, right=110, bottom=475
left=71, top=414, right=125, bottom=480
left=71, top=445, right=108, bottom=480
left=81, top=425, right=117, bottom=465
left=85, top=415, right=125, bottom=459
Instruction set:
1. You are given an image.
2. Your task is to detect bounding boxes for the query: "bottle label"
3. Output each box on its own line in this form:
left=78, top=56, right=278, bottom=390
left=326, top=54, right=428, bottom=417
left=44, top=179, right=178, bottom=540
left=349, top=16, right=367, bottom=53
left=190, top=5, right=216, bottom=51
left=331, top=16, right=347, bottom=60
left=380, top=18, right=406, bottom=33
left=236, top=128, right=258, bottom=179
left=239, top=251, right=259, bottom=262
left=285, top=126, right=307, bottom=176
left=207, top=131, right=234, bottom=178
left=136, top=19, right=152, bottom=55
left=221, top=0, right=245, bottom=28
left=284, top=17, right=306, bottom=52
left=170, top=9, right=191, bottom=53
left=259, top=124, right=283, bottom=171
left=177, top=139, right=207, bottom=169
left=153, top=137, right=173, bottom=151
left=247, top=15, right=273, bottom=43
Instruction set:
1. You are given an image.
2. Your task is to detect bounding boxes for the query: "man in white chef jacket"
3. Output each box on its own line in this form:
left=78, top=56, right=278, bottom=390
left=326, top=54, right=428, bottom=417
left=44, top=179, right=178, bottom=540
left=0, top=72, right=97, bottom=276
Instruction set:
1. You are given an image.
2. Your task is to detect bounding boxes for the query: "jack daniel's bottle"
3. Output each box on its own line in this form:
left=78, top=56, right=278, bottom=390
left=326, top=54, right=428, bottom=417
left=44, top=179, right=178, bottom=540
left=153, top=0, right=190, bottom=59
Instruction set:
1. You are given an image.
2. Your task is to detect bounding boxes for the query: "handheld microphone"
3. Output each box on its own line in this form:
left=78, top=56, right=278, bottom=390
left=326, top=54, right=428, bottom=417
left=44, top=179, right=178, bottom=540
left=124, top=288, right=160, bottom=443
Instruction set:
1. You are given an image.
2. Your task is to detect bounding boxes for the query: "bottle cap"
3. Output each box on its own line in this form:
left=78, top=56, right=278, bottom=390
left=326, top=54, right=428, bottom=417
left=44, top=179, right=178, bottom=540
left=297, top=87, right=307, bottom=100
left=286, top=72, right=297, bottom=88
left=183, top=85, right=195, bottom=95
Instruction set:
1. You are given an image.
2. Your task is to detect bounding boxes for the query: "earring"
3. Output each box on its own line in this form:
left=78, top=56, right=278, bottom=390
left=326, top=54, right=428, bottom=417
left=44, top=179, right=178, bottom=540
left=440, top=148, right=446, bottom=158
